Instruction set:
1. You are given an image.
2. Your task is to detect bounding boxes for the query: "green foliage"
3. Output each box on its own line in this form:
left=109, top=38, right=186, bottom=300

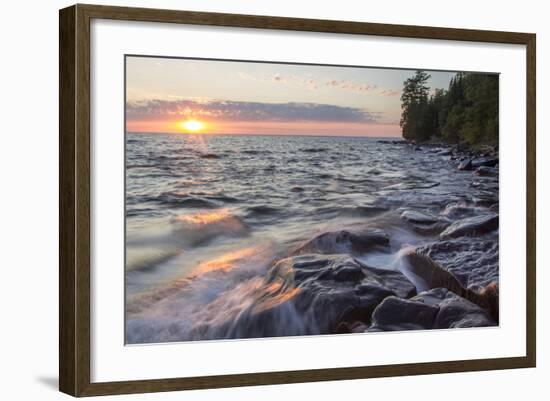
left=400, top=71, right=499, bottom=146
left=400, top=71, right=431, bottom=141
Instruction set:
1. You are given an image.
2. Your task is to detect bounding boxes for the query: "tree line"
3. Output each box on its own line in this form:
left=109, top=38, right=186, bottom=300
left=400, top=70, right=498, bottom=146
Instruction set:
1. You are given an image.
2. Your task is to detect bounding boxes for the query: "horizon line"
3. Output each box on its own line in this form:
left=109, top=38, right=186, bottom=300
left=125, top=131, right=404, bottom=139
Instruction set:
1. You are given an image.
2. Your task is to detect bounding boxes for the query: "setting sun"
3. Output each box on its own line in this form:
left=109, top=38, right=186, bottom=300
left=179, top=119, right=205, bottom=133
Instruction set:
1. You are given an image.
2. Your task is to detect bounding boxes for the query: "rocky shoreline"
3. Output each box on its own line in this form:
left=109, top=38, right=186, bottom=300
left=378, top=139, right=499, bottom=174
left=184, top=232, right=499, bottom=340
left=224, top=140, right=501, bottom=337
left=184, top=204, right=499, bottom=339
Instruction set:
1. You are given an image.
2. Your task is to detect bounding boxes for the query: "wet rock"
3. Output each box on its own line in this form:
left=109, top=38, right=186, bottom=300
left=321, top=263, right=365, bottom=282
left=470, top=179, right=499, bottom=191
left=401, top=248, right=469, bottom=296
left=207, top=254, right=417, bottom=337
left=440, top=213, right=498, bottom=239
left=441, top=203, right=483, bottom=219
left=437, top=149, right=453, bottom=156
left=475, top=166, right=498, bottom=177
left=432, top=289, right=495, bottom=328
left=401, top=248, right=499, bottom=322
left=349, top=321, right=369, bottom=333
left=284, top=255, right=416, bottom=331
left=368, top=288, right=495, bottom=331
left=369, top=296, right=439, bottom=331
left=470, top=193, right=499, bottom=208
left=294, top=228, right=389, bottom=255
left=415, top=235, right=498, bottom=290
left=458, top=159, right=473, bottom=171
left=335, top=321, right=354, bottom=333
left=377, top=139, right=408, bottom=145
left=277, top=254, right=416, bottom=299
left=359, top=268, right=417, bottom=299
left=400, top=210, right=438, bottom=225
left=471, top=156, right=498, bottom=168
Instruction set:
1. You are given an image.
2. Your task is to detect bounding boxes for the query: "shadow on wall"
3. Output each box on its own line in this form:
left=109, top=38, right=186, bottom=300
left=35, top=376, right=58, bottom=391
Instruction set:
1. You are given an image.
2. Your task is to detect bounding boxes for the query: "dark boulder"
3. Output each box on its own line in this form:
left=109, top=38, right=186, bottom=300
left=475, top=166, right=498, bottom=177
left=294, top=228, right=389, bottom=255
left=368, top=296, right=439, bottom=331
left=194, top=254, right=416, bottom=339
left=458, top=159, right=473, bottom=171
left=433, top=289, right=496, bottom=329
left=368, top=288, right=495, bottom=332
left=273, top=254, right=416, bottom=299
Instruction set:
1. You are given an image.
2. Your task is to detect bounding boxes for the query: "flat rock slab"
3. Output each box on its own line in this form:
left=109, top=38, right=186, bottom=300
left=273, top=254, right=416, bottom=299
left=440, top=213, right=498, bottom=239
left=471, top=156, right=499, bottom=168
left=415, top=235, right=499, bottom=290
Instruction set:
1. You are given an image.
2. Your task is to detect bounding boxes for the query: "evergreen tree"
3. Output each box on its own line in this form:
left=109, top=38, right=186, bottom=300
left=428, top=88, right=446, bottom=140
left=460, top=74, right=499, bottom=145
left=400, top=70, right=431, bottom=141
left=399, top=70, right=498, bottom=146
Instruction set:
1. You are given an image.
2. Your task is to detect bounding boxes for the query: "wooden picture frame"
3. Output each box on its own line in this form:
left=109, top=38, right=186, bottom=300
left=59, top=3, right=536, bottom=397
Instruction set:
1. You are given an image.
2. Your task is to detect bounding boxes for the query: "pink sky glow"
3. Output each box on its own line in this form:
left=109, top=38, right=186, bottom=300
left=126, top=119, right=402, bottom=137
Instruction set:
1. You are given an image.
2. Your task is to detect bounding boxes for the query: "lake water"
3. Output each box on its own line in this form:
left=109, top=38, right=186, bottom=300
left=125, top=133, right=499, bottom=344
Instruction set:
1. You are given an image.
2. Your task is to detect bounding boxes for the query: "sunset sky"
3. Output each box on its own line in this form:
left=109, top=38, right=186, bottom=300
left=126, top=56, right=457, bottom=137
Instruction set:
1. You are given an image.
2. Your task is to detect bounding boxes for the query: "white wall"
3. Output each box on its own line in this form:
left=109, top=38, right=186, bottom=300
left=0, top=1, right=546, bottom=400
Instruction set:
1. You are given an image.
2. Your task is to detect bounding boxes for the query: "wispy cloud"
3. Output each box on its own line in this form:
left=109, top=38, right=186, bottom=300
left=126, top=99, right=380, bottom=123
left=237, top=72, right=400, bottom=96
left=269, top=74, right=378, bottom=93
left=323, top=79, right=377, bottom=93
left=378, top=89, right=400, bottom=97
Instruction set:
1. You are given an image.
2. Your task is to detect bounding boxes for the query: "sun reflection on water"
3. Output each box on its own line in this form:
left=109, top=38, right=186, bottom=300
left=193, top=246, right=260, bottom=275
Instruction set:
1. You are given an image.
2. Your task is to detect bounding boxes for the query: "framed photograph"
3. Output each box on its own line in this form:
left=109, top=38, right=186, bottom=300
left=59, top=4, right=536, bottom=397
